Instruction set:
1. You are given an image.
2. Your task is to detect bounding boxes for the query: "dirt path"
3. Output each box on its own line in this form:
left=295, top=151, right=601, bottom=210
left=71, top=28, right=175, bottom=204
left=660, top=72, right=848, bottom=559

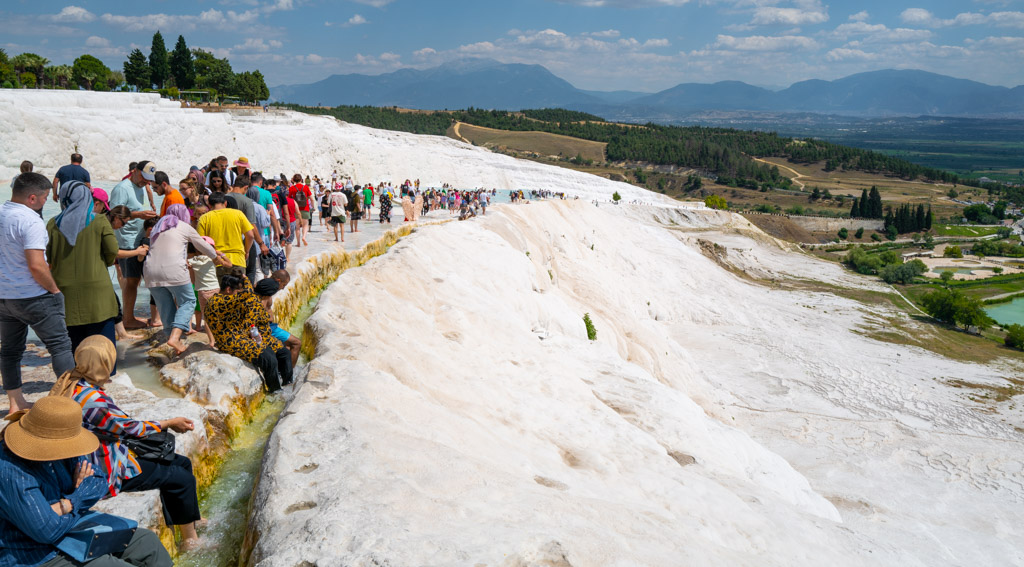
left=452, top=122, right=470, bottom=143
left=752, top=156, right=805, bottom=190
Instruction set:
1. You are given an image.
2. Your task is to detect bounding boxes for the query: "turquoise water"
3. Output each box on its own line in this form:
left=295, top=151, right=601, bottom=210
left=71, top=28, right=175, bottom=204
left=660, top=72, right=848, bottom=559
left=174, top=397, right=285, bottom=567
left=986, top=297, right=1024, bottom=326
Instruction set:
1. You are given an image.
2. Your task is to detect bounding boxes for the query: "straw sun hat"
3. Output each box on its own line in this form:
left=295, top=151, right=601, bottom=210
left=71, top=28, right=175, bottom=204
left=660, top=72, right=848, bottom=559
left=4, top=396, right=98, bottom=461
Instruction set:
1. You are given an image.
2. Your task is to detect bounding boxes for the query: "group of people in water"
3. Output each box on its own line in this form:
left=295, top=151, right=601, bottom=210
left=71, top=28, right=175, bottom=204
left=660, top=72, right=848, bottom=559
left=0, top=152, right=555, bottom=565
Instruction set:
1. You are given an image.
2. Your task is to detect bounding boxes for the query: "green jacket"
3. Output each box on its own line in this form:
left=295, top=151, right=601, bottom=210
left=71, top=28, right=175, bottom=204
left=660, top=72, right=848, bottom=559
left=46, top=215, right=119, bottom=327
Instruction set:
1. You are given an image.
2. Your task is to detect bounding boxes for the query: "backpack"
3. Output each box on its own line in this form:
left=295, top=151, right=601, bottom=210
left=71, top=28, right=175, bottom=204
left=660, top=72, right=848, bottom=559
left=294, top=186, right=308, bottom=208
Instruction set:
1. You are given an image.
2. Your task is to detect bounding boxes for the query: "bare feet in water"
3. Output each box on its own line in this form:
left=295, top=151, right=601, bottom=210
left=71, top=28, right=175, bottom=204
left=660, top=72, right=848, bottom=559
left=166, top=339, right=187, bottom=356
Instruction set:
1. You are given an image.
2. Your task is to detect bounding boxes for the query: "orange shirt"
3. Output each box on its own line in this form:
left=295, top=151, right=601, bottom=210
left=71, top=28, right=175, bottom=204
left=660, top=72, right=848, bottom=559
left=159, top=189, right=186, bottom=217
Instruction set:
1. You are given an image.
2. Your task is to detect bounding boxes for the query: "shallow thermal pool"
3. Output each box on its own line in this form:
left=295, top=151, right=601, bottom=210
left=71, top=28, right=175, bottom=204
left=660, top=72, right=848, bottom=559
left=986, top=297, right=1024, bottom=326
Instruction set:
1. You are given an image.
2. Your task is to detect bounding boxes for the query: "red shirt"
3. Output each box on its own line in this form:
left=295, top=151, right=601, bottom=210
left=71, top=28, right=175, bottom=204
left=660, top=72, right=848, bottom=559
left=288, top=184, right=312, bottom=211
left=286, top=197, right=299, bottom=222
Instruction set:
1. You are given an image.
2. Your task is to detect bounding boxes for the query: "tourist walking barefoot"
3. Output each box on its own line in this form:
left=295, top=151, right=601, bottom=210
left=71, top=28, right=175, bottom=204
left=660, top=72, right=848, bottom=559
left=379, top=187, right=392, bottom=224
left=0, top=173, right=75, bottom=414
left=46, top=181, right=120, bottom=358
left=145, top=205, right=224, bottom=355
left=329, top=185, right=348, bottom=242
left=349, top=186, right=362, bottom=233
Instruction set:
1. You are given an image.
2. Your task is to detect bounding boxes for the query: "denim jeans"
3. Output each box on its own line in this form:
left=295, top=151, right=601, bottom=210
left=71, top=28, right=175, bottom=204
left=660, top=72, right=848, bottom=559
left=0, top=293, right=75, bottom=392
left=149, top=284, right=196, bottom=334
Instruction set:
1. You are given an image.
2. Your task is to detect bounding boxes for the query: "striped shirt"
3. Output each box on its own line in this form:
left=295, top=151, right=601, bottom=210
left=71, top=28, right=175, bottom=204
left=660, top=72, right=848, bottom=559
left=0, top=443, right=107, bottom=567
left=71, top=381, right=161, bottom=497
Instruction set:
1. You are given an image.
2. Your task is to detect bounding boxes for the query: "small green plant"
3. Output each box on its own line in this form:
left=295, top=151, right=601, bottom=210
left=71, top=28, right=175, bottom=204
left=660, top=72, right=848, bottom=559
left=612, top=191, right=621, bottom=202
left=855, top=227, right=864, bottom=239
left=583, top=313, right=597, bottom=341
left=871, top=233, right=881, bottom=242
left=838, top=227, right=849, bottom=239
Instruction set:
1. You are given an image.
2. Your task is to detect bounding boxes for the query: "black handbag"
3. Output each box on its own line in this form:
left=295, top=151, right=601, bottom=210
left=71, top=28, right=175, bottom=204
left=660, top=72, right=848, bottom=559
left=123, top=431, right=176, bottom=463
left=96, top=430, right=176, bottom=464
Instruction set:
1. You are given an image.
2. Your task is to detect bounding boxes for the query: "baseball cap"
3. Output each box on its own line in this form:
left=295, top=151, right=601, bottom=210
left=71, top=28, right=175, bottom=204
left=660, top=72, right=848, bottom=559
left=137, top=161, right=157, bottom=182
left=91, top=188, right=110, bottom=212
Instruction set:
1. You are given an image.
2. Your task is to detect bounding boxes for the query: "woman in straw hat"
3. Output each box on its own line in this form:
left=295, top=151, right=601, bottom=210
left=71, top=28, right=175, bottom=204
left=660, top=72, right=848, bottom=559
left=0, top=395, right=172, bottom=566
left=50, top=336, right=204, bottom=552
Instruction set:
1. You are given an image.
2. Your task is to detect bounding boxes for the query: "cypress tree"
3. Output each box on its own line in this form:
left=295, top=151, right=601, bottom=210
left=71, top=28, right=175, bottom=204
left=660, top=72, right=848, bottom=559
left=926, top=206, right=934, bottom=230
left=859, top=188, right=869, bottom=218
left=869, top=186, right=883, bottom=219
left=915, top=204, right=926, bottom=231
left=169, top=35, right=195, bottom=90
left=122, top=48, right=150, bottom=91
left=850, top=198, right=859, bottom=218
left=149, top=31, right=169, bottom=88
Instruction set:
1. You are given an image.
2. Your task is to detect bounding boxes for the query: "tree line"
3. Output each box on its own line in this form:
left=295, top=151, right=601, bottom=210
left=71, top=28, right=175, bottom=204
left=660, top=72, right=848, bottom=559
left=1, top=31, right=268, bottom=103
left=285, top=104, right=1005, bottom=193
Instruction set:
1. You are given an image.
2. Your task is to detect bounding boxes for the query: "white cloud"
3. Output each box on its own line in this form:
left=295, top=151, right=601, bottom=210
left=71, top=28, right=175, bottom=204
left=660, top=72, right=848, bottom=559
left=752, top=7, right=828, bottom=25
left=830, top=22, right=933, bottom=43
left=51, top=5, right=95, bottom=23
left=848, top=11, right=869, bottom=22
left=100, top=9, right=259, bottom=32
left=84, top=36, right=110, bottom=48
left=587, top=29, right=621, bottom=38
left=346, top=14, right=368, bottom=27
left=900, top=8, right=1024, bottom=29
left=826, top=48, right=878, bottom=61
left=234, top=38, right=283, bottom=52
left=714, top=34, right=819, bottom=51
left=351, top=0, right=395, bottom=6
left=413, top=47, right=437, bottom=58
left=550, top=0, right=692, bottom=5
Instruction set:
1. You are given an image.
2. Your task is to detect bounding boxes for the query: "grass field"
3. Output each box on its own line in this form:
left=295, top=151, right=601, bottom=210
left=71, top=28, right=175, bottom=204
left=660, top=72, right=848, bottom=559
left=932, top=224, right=1005, bottom=237
left=452, top=122, right=607, bottom=163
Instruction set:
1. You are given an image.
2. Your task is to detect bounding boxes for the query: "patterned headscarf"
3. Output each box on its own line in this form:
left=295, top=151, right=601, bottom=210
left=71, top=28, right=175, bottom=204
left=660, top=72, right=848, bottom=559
left=53, top=181, right=95, bottom=246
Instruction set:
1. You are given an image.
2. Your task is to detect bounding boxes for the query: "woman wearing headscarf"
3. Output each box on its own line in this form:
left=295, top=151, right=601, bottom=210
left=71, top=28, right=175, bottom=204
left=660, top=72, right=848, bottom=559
left=379, top=184, right=392, bottom=224
left=144, top=204, right=225, bottom=355
left=46, top=181, right=121, bottom=356
left=50, top=336, right=203, bottom=553
left=205, top=274, right=292, bottom=393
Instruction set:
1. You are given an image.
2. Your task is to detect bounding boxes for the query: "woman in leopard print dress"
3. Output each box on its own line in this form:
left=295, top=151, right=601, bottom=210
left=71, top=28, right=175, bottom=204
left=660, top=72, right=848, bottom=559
left=205, top=274, right=292, bottom=392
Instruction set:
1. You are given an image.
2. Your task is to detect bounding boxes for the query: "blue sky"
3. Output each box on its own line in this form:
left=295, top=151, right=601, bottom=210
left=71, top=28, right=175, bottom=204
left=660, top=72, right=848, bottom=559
left=3, top=0, right=1023, bottom=91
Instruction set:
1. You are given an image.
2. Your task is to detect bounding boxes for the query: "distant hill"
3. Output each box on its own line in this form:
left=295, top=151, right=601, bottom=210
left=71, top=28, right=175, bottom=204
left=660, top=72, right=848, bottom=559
left=270, top=58, right=602, bottom=110
left=273, top=61, right=1024, bottom=118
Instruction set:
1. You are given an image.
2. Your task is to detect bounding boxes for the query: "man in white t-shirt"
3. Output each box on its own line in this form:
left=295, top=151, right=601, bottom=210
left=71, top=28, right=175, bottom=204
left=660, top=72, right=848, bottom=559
left=0, top=172, right=75, bottom=414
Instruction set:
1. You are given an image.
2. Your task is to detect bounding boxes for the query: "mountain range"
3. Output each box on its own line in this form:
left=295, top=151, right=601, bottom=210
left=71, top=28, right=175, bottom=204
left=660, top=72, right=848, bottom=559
left=270, top=58, right=1024, bottom=119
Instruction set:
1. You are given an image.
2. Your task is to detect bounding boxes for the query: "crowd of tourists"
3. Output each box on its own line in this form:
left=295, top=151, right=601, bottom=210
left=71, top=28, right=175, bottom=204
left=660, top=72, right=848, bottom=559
left=0, top=154, right=366, bottom=564
left=0, top=153, right=525, bottom=565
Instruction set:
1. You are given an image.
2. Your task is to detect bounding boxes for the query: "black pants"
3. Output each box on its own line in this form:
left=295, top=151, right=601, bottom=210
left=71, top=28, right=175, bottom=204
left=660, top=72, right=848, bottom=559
left=245, top=245, right=258, bottom=284
left=121, top=454, right=200, bottom=526
left=67, top=318, right=117, bottom=374
left=250, top=346, right=292, bottom=393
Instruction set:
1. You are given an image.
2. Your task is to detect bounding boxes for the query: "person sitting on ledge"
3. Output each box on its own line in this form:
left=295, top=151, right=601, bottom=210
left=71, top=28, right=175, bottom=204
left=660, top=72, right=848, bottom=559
left=204, top=274, right=292, bottom=393
left=0, top=395, right=172, bottom=567
left=254, top=275, right=301, bottom=368
left=49, top=336, right=202, bottom=553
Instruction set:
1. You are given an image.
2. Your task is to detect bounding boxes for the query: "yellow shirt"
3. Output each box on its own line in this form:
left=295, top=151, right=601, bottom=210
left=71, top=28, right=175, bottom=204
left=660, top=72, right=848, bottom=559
left=197, top=208, right=253, bottom=267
